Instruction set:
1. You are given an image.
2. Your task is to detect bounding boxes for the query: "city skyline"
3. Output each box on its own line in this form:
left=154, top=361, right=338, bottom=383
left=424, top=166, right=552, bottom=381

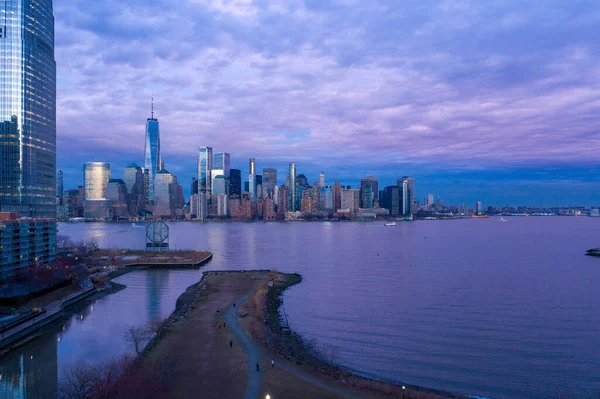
left=53, top=0, right=600, bottom=206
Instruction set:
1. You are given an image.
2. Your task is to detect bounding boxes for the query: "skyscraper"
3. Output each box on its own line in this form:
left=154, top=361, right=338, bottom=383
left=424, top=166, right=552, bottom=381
left=360, top=177, right=378, bottom=208
left=319, top=172, right=325, bottom=188
left=249, top=158, right=256, bottom=201
left=144, top=100, right=160, bottom=204
left=56, top=170, right=64, bottom=206
left=289, top=163, right=296, bottom=211
left=211, top=152, right=230, bottom=195
left=397, top=177, right=416, bottom=215
left=198, top=146, right=213, bottom=195
left=262, top=168, right=277, bottom=197
left=83, top=162, right=111, bottom=219
left=229, top=169, right=241, bottom=197
left=0, top=0, right=56, bottom=219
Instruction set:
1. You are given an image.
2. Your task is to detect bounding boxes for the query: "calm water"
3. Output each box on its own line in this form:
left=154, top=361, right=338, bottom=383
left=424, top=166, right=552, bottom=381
left=2, top=218, right=600, bottom=399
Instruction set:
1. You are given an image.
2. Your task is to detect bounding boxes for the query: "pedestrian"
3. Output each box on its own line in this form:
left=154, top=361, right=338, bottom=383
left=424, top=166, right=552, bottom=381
left=230, top=340, right=233, bottom=348
left=256, top=362, right=260, bottom=372
left=271, top=360, right=274, bottom=368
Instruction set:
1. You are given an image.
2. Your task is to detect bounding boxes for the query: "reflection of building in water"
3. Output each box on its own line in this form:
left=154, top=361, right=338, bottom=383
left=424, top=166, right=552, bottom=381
left=0, top=329, right=58, bottom=398
left=147, top=270, right=167, bottom=321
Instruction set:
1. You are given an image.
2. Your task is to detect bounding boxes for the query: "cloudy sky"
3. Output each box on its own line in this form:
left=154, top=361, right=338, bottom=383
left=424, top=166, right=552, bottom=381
left=55, top=0, right=600, bottom=206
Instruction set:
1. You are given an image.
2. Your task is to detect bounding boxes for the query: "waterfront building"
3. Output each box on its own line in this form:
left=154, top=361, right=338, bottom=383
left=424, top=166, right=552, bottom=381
left=190, top=193, right=208, bottom=220
left=360, top=177, right=378, bottom=208
left=427, top=193, right=434, bottom=206
left=289, top=163, right=297, bottom=211
left=211, top=152, right=230, bottom=196
left=297, top=174, right=308, bottom=189
left=63, top=189, right=81, bottom=217
left=0, top=212, right=56, bottom=280
left=397, top=177, right=416, bottom=215
left=216, top=194, right=229, bottom=217
left=263, top=197, right=275, bottom=220
left=476, top=201, right=483, bottom=216
left=590, top=209, right=600, bottom=217
left=319, top=172, right=325, bottom=188
left=278, top=185, right=289, bottom=215
left=0, top=0, right=56, bottom=220
left=244, top=181, right=250, bottom=194
left=273, top=185, right=279, bottom=208
left=56, top=170, right=64, bottom=206
left=341, top=189, right=355, bottom=212
left=84, top=162, right=111, bottom=219
left=212, top=175, right=229, bottom=196
left=124, top=163, right=145, bottom=216
left=154, top=169, right=175, bottom=217
left=319, top=188, right=334, bottom=211
left=301, top=195, right=313, bottom=213
left=312, top=181, right=320, bottom=211
left=106, top=179, right=129, bottom=219
left=249, top=158, right=256, bottom=201
left=229, top=169, right=241, bottom=197
left=383, top=186, right=400, bottom=215
left=333, top=181, right=341, bottom=212
left=262, top=168, right=277, bottom=197
left=144, top=101, right=160, bottom=204
left=197, top=146, right=213, bottom=196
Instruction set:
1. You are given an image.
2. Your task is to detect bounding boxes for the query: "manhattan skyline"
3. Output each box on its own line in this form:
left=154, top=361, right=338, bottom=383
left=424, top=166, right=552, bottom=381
left=54, top=0, right=600, bottom=206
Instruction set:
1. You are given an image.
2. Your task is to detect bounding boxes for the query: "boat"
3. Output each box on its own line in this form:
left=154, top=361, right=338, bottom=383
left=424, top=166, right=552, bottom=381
left=470, top=215, right=489, bottom=219
left=385, top=222, right=397, bottom=226
left=131, top=223, right=136, bottom=227
left=499, top=217, right=508, bottom=222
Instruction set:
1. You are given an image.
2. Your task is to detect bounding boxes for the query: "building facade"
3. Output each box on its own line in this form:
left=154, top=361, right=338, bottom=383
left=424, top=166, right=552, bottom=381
left=229, top=169, right=241, bottom=197
left=197, top=146, right=213, bottom=195
left=288, top=163, right=296, bottom=211
left=144, top=105, right=160, bottom=204
left=248, top=158, right=256, bottom=201
left=105, top=179, right=129, bottom=219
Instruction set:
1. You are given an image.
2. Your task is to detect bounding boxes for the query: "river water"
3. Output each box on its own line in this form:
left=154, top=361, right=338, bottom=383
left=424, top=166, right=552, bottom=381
left=1, top=218, right=599, bottom=399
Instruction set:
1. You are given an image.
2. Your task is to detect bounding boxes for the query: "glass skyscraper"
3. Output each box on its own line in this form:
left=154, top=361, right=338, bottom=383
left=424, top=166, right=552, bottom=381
left=0, top=0, right=56, bottom=218
left=211, top=152, right=230, bottom=196
left=144, top=104, right=160, bottom=204
left=198, top=146, right=213, bottom=195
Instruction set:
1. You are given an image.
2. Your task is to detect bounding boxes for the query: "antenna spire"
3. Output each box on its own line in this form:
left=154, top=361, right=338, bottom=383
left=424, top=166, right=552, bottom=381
left=151, top=95, right=154, bottom=119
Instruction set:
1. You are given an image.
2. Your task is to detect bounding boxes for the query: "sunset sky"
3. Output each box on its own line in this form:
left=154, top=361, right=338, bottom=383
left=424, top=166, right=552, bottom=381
left=55, top=0, right=600, bottom=206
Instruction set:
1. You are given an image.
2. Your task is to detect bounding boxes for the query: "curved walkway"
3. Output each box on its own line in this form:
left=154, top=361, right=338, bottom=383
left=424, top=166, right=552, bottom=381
left=225, top=285, right=263, bottom=399
left=226, top=281, right=362, bottom=399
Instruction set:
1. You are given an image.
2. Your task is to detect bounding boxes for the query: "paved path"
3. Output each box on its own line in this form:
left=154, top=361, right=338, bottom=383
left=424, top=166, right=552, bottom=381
left=226, top=280, right=363, bottom=399
left=225, top=284, right=263, bottom=399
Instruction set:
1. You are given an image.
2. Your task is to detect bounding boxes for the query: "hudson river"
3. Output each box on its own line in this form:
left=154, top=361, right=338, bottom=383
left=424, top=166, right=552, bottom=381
left=2, top=218, right=599, bottom=398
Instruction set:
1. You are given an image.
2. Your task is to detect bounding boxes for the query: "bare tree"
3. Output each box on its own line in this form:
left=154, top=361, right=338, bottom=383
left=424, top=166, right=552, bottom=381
left=146, top=318, right=167, bottom=339
left=122, top=325, right=150, bottom=355
left=59, top=363, right=95, bottom=399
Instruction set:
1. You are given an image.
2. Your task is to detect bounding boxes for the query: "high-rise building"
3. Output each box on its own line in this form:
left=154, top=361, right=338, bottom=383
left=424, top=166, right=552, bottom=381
left=154, top=169, right=175, bottom=217
left=229, top=169, right=241, bottom=197
left=397, top=177, right=416, bottom=215
left=383, top=186, right=400, bottom=215
left=123, top=164, right=145, bottom=216
left=427, top=193, right=434, bottom=206
left=211, top=152, right=230, bottom=195
left=312, top=181, right=320, bottom=211
left=340, top=189, right=355, bottom=211
left=84, top=162, right=111, bottom=219
left=319, top=188, right=333, bottom=211
left=273, top=185, right=279, bottom=208
left=278, top=185, right=289, bottom=214
left=319, top=172, right=325, bottom=188
left=289, top=163, right=296, bottom=211
left=333, top=181, right=341, bottom=212
left=106, top=179, right=129, bottom=219
left=144, top=100, right=160, bottom=204
left=216, top=194, right=229, bottom=216
left=0, top=0, right=56, bottom=220
left=249, top=158, right=256, bottom=201
left=56, top=170, right=64, bottom=206
left=262, top=168, right=277, bottom=197
left=190, top=193, right=208, bottom=220
left=212, top=175, right=229, bottom=196
left=197, top=146, right=213, bottom=196
left=360, top=177, right=378, bottom=208
left=191, top=177, right=198, bottom=195
left=476, top=201, right=483, bottom=216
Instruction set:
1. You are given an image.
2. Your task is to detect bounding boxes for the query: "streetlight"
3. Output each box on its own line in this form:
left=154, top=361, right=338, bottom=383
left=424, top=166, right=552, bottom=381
left=402, top=385, right=406, bottom=399
left=266, top=395, right=271, bottom=399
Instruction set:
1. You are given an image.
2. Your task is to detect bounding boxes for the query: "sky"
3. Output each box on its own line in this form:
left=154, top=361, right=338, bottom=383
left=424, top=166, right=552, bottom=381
left=55, top=0, right=600, bottom=207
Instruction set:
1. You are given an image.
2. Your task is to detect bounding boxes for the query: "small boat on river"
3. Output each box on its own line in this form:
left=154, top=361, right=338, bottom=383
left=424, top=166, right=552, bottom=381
left=385, top=222, right=397, bottom=226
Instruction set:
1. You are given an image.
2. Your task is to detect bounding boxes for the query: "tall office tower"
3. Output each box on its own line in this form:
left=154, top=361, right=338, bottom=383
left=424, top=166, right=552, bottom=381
left=311, top=181, right=320, bottom=211
left=427, top=193, right=434, bottom=206
left=198, top=146, right=213, bottom=195
left=154, top=169, right=175, bottom=217
left=273, top=185, right=279, bottom=208
left=144, top=100, right=160, bottom=204
left=340, top=189, right=355, bottom=211
left=278, top=185, right=289, bottom=214
left=397, top=176, right=416, bottom=215
left=249, top=158, right=256, bottom=201
left=212, top=175, right=229, bottom=196
left=262, top=168, right=277, bottom=197
left=216, top=194, right=229, bottom=216
left=383, top=186, right=400, bottom=215
left=190, top=192, right=208, bottom=220
left=476, top=201, right=483, bottom=215
left=360, top=177, right=378, bottom=208
left=333, top=181, right=341, bottom=211
left=56, top=170, right=64, bottom=206
left=319, top=172, right=325, bottom=188
left=106, top=179, right=129, bottom=219
left=296, top=174, right=308, bottom=188
left=319, top=187, right=333, bottom=211
left=0, top=0, right=56, bottom=220
left=244, top=181, right=249, bottom=193
left=229, top=169, right=241, bottom=197
left=83, top=162, right=111, bottom=219
left=211, top=152, right=230, bottom=195
left=256, top=175, right=263, bottom=198
left=191, top=177, right=198, bottom=195
left=288, top=163, right=296, bottom=211
left=124, top=163, right=141, bottom=194
left=124, top=163, right=144, bottom=216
